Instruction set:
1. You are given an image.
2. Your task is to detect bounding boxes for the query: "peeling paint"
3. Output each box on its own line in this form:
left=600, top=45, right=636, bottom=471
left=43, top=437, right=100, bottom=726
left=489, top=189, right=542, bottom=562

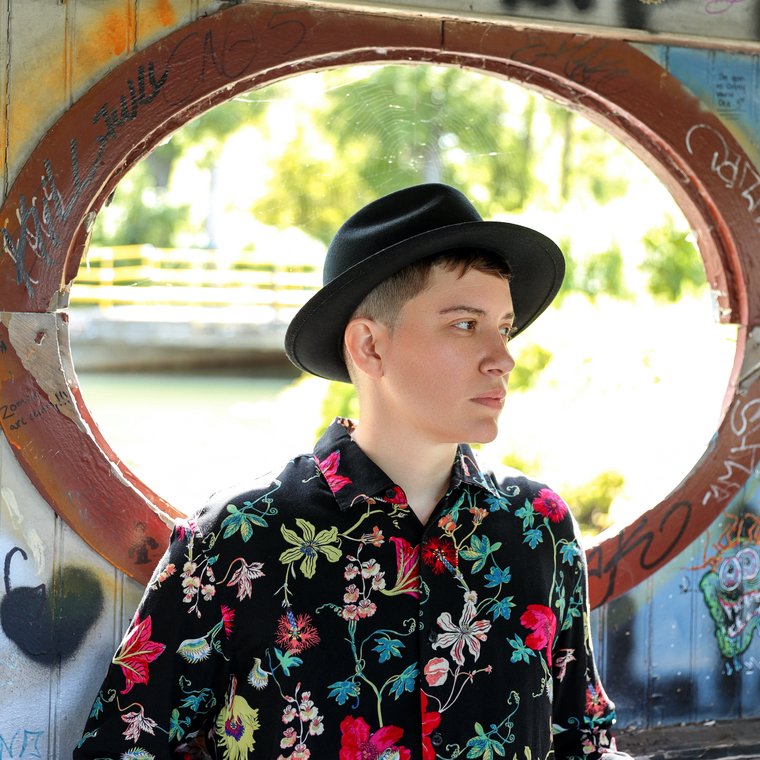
left=0, top=486, right=46, bottom=574
left=3, top=313, right=81, bottom=427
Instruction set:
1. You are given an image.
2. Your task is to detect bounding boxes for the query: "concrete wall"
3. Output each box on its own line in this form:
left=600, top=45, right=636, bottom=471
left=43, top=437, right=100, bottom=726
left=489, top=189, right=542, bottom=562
left=1, top=2, right=759, bottom=756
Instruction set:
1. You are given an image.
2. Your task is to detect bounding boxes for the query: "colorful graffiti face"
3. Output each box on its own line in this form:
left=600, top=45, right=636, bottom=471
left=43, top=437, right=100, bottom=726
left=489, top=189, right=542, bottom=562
left=699, top=517, right=760, bottom=658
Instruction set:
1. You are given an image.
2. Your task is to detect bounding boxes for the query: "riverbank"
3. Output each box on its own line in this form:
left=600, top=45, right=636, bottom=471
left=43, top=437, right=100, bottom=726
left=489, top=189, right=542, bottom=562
left=68, top=305, right=300, bottom=372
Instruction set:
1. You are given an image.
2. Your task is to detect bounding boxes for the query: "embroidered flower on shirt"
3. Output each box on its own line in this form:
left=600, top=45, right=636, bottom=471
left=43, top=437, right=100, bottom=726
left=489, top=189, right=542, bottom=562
left=382, top=536, right=420, bottom=598
left=279, top=518, right=342, bottom=579
left=315, top=450, right=353, bottom=493
left=275, top=611, right=321, bottom=654
left=532, top=488, right=569, bottom=524
left=121, top=706, right=158, bottom=743
left=423, top=657, right=450, bottom=687
left=112, top=612, right=166, bottom=694
left=520, top=604, right=557, bottom=667
left=216, top=693, right=260, bottom=760
left=226, top=559, right=265, bottom=601
left=421, top=692, right=442, bottom=760
left=432, top=594, right=492, bottom=666
left=338, top=715, right=411, bottom=760
left=422, top=536, right=458, bottom=575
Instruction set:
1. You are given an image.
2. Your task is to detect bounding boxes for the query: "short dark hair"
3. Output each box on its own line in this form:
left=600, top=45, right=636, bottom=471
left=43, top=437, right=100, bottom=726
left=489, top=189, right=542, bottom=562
left=350, top=249, right=511, bottom=328
left=343, top=249, right=511, bottom=381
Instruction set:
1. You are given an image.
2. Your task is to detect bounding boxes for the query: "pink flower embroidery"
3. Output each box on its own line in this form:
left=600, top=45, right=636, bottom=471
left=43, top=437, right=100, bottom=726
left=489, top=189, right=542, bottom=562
left=421, top=692, right=442, bottom=760
left=275, top=611, right=320, bottom=654
left=339, top=715, right=411, bottom=760
left=585, top=680, right=611, bottom=719
left=112, top=612, right=166, bottom=694
left=315, top=451, right=352, bottom=493
left=221, top=605, right=236, bottom=637
left=520, top=604, right=557, bottom=666
left=423, top=657, right=450, bottom=687
left=432, top=595, right=491, bottom=666
left=382, top=486, right=408, bottom=506
left=226, top=559, right=265, bottom=601
left=121, top=705, right=158, bottom=743
left=532, top=488, right=569, bottom=523
left=383, top=536, right=420, bottom=598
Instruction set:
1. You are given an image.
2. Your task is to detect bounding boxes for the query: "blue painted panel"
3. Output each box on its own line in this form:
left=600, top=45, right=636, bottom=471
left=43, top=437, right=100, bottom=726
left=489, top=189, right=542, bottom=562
left=598, top=471, right=760, bottom=729
left=664, top=46, right=760, bottom=158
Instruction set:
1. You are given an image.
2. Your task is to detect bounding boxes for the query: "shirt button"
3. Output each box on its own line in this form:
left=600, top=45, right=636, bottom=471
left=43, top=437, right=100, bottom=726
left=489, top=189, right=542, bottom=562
left=428, top=629, right=437, bottom=644
left=432, top=732, right=443, bottom=747
left=385, top=488, right=397, bottom=498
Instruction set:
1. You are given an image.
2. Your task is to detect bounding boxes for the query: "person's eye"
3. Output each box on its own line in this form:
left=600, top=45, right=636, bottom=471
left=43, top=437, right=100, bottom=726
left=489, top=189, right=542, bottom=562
left=500, top=325, right=515, bottom=341
left=453, top=320, right=476, bottom=331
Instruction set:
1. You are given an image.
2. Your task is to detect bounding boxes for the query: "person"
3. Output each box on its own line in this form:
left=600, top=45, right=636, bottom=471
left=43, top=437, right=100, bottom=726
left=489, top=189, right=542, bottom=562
left=75, top=184, right=631, bottom=759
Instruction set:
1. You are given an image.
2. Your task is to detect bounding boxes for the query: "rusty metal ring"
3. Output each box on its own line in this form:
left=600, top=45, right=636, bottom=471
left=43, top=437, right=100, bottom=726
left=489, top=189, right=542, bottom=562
left=1, top=4, right=758, bottom=606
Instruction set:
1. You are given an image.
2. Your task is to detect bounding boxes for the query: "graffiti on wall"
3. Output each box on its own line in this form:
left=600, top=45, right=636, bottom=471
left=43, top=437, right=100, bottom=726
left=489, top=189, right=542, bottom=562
left=0, top=730, right=44, bottom=759
left=0, top=547, right=103, bottom=664
left=694, top=513, right=760, bottom=660
left=358, top=0, right=760, bottom=45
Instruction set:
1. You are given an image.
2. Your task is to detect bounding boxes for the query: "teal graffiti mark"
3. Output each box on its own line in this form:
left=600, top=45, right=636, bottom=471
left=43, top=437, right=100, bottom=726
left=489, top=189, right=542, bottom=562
left=0, top=730, right=44, bottom=759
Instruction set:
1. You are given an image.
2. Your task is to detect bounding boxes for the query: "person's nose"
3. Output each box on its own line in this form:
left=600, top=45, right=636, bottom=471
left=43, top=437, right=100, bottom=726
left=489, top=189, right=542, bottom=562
left=481, top=333, right=515, bottom=376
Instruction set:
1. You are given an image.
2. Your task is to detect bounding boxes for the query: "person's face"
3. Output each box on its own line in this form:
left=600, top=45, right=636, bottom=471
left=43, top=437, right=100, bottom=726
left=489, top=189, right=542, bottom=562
left=378, top=264, right=515, bottom=446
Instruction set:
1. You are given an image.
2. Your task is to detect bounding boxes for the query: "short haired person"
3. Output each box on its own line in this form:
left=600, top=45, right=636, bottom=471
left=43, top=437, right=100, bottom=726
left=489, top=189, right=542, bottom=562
left=75, top=184, right=631, bottom=759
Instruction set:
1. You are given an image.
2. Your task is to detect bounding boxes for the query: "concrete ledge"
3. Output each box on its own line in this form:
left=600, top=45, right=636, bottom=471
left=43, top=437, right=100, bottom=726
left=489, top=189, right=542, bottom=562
left=620, top=718, right=760, bottom=759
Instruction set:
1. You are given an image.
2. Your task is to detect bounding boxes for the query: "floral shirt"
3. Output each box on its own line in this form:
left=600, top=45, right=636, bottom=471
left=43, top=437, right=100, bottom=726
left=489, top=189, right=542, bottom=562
left=76, top=418, right=626, bottom=760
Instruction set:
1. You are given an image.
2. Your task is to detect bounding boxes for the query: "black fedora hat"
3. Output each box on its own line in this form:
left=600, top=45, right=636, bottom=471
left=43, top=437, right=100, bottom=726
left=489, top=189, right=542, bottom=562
left=285, top=183, right=564, bottom=382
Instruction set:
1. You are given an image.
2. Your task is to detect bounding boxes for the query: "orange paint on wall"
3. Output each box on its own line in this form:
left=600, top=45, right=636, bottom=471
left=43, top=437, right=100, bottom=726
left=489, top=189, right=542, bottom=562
left=104, top=10, right=129, bottom=56
left=75, top=2, right=177, bottom=87
left=156, top=0, right=177, bottom=27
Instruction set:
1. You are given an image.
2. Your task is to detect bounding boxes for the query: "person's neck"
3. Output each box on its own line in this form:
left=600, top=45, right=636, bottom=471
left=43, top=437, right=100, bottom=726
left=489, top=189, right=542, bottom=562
left=351, top=416, right=456, bottom=525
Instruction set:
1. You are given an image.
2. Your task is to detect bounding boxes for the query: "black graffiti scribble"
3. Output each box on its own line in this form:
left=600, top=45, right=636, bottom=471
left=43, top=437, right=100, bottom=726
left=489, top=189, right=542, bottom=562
left=1, top=60, right=168, bottom=297
left=498, top=0, right=660, bottom=30
left=587, top=500, right=692, bottom=606
left=0, top=546, right=104, bottom=664
left=92, top=62, right=168, bottom=147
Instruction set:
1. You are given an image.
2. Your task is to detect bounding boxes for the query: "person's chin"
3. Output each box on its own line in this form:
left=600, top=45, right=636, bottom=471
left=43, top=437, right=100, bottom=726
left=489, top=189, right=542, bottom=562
left=468, top=420, right=500, bottom=445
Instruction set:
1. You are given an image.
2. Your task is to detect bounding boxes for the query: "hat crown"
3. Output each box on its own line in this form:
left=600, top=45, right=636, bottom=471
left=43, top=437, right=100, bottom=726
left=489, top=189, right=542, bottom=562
left=323, top=184, right=482, bottom=285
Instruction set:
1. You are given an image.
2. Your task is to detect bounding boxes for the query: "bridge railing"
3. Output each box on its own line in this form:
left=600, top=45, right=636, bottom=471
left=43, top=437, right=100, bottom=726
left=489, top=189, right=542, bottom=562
left=71, top=245, right=322, bottom=311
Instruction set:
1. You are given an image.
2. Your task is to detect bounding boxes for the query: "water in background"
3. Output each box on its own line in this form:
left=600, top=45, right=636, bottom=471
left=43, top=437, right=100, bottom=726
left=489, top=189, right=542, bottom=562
left=77, top=371, right=327, bottom=513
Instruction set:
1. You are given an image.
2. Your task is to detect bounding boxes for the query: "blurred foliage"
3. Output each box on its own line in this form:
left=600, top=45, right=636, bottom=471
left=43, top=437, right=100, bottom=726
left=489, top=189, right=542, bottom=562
left=251, top=66, right=634, bottom=243
left=557, top=241, right=629, bottom=302
left=562, top=470, right=625, bottom=536
left=92, top=158, right=190, bottom=247
left=88, top=65, right=697, bottom=540
left=510, top=344, right=552, bottom=392
left=317, top=380, right=360, bottom=439
left=496, top=455, right=623, bottom=536
left=94, top=97, right=269, bottom=247
left=640, top=216, right=706, bottom=301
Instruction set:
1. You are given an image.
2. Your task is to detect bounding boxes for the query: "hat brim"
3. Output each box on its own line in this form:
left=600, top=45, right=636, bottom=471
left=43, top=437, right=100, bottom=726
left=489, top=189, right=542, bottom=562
left=285, top=220, right=564, bottom=382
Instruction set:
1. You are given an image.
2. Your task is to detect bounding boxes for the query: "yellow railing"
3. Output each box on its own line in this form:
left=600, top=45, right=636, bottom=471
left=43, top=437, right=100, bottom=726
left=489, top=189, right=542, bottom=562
left=71, top=245, right=322, bottom=309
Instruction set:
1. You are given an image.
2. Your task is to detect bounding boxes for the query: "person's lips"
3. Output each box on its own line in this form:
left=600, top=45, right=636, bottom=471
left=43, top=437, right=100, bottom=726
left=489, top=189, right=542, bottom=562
left=471, top=390, right=506, bottom=409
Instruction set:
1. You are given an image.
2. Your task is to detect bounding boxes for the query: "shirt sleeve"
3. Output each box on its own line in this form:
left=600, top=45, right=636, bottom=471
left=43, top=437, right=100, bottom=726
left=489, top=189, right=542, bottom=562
left=74, top=515, right=235, bottom=759
left=550, top=512, right=633, bottom=760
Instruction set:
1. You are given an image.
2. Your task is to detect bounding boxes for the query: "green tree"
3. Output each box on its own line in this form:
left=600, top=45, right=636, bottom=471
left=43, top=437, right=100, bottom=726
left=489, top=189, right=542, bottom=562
left=509, top=344, right=552, bottom=392
left=252, top=65, right=543, bottom=241
left=561, top=470, right=625, bottom=535
left=93, top=96, right=271, bottom=247
left=640, top=216, right=705, bottom=301
left=92, top=158, right=190, bottom=247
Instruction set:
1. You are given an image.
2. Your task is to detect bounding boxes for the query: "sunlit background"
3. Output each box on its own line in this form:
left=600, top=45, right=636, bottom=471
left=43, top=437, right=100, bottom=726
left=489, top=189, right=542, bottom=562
left=70, top=65, right=737, bottom=534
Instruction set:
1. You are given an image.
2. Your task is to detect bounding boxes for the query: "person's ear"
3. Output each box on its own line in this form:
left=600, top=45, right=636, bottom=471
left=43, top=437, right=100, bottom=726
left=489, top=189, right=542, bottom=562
left=344, top=318, right=387, bottom=379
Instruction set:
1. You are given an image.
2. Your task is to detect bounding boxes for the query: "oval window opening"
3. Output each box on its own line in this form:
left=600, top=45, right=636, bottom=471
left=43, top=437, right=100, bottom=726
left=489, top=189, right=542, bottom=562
left=69, top=63, right=737, bottom=533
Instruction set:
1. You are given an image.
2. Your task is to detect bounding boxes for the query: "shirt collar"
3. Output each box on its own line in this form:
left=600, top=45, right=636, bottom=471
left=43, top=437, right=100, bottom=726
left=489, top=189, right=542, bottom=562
left=313, top=418, right=502, bottom=511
